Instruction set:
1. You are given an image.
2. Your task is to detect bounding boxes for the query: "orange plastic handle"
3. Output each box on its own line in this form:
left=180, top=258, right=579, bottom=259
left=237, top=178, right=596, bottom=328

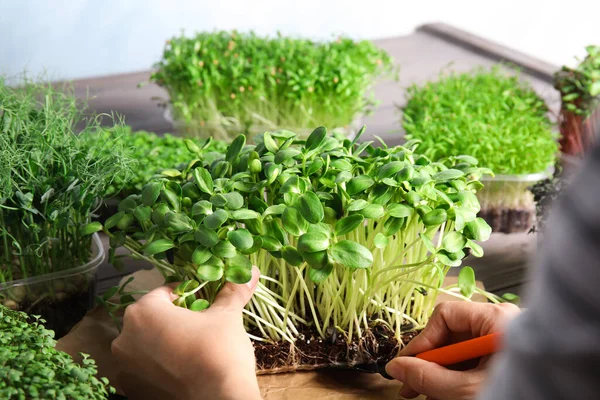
left=415, top=332, right=503, bottom=366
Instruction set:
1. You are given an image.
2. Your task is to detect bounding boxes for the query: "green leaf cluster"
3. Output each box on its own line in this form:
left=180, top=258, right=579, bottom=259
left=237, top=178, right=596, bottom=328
left=107, top=126, right=491, bottom=342
left=554, top=45, right=600, bottom=118
left=402, top=66, right=558, bottom=175
left=150, top=31, right=395, bottom=139
left=0, top=78, right=134, bottom=285
left=85, top=127, right=227, bottom=198
left=0, top=305, right=114, bottom=399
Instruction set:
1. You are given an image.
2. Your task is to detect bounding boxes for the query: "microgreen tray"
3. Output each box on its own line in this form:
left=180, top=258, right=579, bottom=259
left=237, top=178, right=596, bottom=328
left=0, top=233, right=105, bottom=338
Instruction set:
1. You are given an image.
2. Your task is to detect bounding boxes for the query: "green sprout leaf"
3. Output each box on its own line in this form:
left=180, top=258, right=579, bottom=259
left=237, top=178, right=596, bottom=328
left=212, top=240, right=237, bottom=258
left=142, top=181, right=163, bottom=206
left=356, top=204, right=384, bottom=219
left=298, top=232, right=330, bottom=253
left=458, top=266, right=476, bottom=298
left=308, top=263, right=333, bottom=283
left=374, top=233, right=389, bottom=249
left=282, top=246, right=304, bottom=266
left=330, top=240, right=373, bottom=269
left=422, top=209, right=447, bottom=226
left=194, top=167, right=214, bottom=194
left=282, top=206, right=309, bottom=236
left=204, top=209, right=229, bottom=229
left=335, top=214, right=364, bottom=237
left=225, top=255, right=253, bottom=283
left=299, top=192, right=324, bottom=224
left=306, top=126, right=327, bottom=151
left=227, top=229, right=254, bottom=250
left=190, top=299, right=210, bottom=311
left=230, top=209, right=260, bottom=220
left=195, top=226, right=219, bottom=247
left=226, top=135, right=246, bottom=162
left=387, top=203, right=413, bottom=218
left=197, top=263, right=224, bottom=281
left=144, top=239, right=175, bottom=256
left=80, top=222, right=102, bottom=236
left=465, top=218, right=492, bottom=241
left=173, top=280, right=199, bottom=296
left=346, top=175, right=375, bottom=195
left=192, top=246, right=212, bottom=265
left=303, top=250, right=329, bottom=269
left=442, top=232, right=467, bottom=253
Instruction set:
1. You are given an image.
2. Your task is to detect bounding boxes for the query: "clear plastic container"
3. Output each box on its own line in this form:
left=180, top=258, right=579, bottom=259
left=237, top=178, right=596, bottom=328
left=0, top=233, right=104, bottom=338
left=477, top=167, right=554, bottom=233
left=163, top=105, right=361, bottom=141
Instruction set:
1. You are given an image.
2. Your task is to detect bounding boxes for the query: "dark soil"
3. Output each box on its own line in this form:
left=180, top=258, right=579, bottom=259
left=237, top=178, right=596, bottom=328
left=479, top=207, right=533, bottom=234
left=252, top=323, right=419, bottom=375
left=21, top=281, right=97, bottom=339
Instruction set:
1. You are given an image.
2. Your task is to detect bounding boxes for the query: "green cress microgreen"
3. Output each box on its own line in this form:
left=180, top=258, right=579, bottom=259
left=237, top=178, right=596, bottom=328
left=105, top=126, right=499, bottom=344
left=0, top=78, right=133, bottom=310
left=403, top=65, right=558, bottom=176
left=149, top=31, right=396, bottom=139
left=0, top=305, right=115, bottom=399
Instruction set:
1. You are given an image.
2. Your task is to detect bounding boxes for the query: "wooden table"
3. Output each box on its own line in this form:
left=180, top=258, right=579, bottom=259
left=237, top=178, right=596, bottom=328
left=78, top=22, right=556, bottom=298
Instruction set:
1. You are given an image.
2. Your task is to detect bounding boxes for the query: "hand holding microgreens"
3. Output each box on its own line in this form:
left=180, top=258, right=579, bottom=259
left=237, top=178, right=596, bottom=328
left=104, top=126, right=500, bottom=346
left=149, top=30, right=395, bottom=139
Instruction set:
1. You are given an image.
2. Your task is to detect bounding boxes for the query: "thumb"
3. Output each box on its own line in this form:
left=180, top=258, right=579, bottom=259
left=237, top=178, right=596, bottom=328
left=211, top=266, right=260, bottom=311
left=385, top=356, right=482, bottom=400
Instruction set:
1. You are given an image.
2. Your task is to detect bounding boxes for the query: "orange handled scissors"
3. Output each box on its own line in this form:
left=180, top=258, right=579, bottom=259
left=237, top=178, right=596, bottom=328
left=366, top=332, right=504, bottom=379
left=415, top=332, right=503, bottom=366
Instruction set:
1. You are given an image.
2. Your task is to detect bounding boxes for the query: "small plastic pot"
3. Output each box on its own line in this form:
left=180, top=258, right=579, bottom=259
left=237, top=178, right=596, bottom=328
left=163, top=105, right=361, bottom=141
left=477, top=168, right=553, bottom=234
left=0, top=233, right=104, bottom=338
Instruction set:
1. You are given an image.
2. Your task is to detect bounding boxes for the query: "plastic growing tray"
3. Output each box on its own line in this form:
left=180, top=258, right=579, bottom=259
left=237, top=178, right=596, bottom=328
left=478, top=168, right=554, bottom=233
left=0, top=233, right=105, bottom=338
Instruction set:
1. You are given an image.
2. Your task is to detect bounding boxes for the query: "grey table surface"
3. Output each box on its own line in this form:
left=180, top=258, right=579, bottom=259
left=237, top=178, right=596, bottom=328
left=80, top=22, right=555, bottom=297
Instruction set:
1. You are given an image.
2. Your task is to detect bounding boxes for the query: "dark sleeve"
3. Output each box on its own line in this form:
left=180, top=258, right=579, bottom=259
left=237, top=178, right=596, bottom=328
left=478, top=144, right=600, bottom=400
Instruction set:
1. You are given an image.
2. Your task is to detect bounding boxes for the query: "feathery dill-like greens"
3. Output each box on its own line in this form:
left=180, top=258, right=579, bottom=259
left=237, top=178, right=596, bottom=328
left=0, top=78, right=133, bottom=284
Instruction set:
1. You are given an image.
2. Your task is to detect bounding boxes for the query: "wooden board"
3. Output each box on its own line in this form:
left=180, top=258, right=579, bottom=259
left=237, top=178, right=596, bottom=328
left=71, top=23, right=553, bottom=297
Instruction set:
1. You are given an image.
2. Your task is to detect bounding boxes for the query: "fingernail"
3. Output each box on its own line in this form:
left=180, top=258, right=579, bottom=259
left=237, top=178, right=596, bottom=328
left=386, top=360, right=406, bottom=382
left=245, top=266, right=260, bottom=290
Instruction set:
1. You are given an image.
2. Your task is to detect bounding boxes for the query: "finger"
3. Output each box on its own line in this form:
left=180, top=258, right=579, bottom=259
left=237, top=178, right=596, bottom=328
left=386, top=356, right=482, bottom=400
left=399, top=302, right=497, bottom=356
left=211, top=265, right=260, bottom=311
left=138, top=283, right=180, bottom=305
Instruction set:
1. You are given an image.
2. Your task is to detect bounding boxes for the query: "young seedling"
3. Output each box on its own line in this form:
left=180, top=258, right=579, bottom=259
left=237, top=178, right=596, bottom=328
left=554, top=45, right=600, bottom=157
left=0, top=305, right=114, bottom=399
left=106, top=126, right=500, bottom=370
left=0, top=78, right=133, bottom=336
left=150, top=31, right=395, bottom=139
left=402, top=66, right=558, bottom=232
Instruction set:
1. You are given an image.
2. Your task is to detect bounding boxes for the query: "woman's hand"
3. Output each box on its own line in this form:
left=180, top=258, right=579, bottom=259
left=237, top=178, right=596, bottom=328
left=385, top=301, right=520, bottom=400
left=111, top=266, right=263, bottom=400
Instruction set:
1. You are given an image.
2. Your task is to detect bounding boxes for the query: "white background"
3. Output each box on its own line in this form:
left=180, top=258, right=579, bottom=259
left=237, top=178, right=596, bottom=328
left=1, top=0, right=599, bottom=80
